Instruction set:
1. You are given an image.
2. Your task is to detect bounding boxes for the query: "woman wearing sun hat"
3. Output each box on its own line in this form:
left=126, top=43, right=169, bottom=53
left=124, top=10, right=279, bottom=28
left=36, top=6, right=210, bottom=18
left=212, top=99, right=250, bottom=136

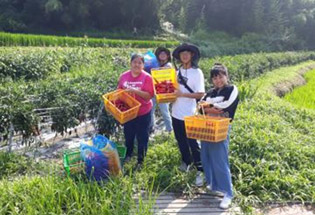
left=171, top=43, right=205, bottom=186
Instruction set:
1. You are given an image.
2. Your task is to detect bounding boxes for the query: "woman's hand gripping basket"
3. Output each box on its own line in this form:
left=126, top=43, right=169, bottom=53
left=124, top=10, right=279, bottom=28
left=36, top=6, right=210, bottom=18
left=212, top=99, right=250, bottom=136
left=102, top=89, right=141, bottom=124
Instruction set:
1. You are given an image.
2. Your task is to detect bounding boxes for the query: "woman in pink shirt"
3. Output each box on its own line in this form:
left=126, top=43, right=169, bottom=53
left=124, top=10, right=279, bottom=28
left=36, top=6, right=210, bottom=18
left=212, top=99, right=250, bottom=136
left=117, top=54, right=155, bottom=168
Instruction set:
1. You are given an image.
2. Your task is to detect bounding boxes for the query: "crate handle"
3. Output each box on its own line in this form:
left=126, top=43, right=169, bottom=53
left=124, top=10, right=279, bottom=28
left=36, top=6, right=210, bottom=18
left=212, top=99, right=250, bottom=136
left=153, top=77, right=160, bottom=84
left=196, top=102, right=207, bottom=119
left=111, top=89, right=136, bottom=100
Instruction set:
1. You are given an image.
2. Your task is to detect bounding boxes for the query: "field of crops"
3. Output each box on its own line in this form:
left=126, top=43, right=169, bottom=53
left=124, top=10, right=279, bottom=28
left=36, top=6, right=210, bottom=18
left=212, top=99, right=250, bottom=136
left=1, top=47, right=315, bottom=143
left=1, top=42, right=315, bottom=214
left=0, top=32, right=178, bottom=48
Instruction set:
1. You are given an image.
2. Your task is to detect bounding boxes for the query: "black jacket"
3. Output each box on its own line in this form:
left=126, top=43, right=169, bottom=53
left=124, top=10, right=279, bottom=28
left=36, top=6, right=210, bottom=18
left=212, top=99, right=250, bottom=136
left=201, top=85, right=239, bottom=121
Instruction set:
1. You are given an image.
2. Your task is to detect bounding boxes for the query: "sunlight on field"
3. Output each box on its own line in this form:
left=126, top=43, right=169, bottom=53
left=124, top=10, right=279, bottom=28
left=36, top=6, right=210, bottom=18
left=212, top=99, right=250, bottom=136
left=285, top=69, right=315, bottom=110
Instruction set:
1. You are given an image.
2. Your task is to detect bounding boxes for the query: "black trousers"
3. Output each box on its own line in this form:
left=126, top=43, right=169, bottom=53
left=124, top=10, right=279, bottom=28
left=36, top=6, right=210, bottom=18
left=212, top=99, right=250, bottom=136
left=124, top=111, right=151, bottom=164
left=172, top=117, right=202, bottom=171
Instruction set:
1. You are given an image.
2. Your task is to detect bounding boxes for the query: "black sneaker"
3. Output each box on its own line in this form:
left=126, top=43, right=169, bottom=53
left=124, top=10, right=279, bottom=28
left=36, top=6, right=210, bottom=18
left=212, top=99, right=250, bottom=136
left=150, top=128, right=155, bottom=135
left=135, top=163, right=143, bottom=171
left=124, top=156, right=131, bottom=163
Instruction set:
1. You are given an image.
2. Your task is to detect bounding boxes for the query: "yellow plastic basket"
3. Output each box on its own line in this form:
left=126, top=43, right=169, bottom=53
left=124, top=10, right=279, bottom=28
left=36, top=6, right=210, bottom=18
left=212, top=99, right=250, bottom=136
left=184, top=115, right=230, bottom=142
left=151, top=68, right=178, bottom=103
left=102, top=90, right=141, bottom=124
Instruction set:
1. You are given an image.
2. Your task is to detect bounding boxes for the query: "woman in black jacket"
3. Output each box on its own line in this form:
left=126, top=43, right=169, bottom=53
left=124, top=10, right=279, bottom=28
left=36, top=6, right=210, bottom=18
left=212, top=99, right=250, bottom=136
left=199, top=63, right=239, bottom=209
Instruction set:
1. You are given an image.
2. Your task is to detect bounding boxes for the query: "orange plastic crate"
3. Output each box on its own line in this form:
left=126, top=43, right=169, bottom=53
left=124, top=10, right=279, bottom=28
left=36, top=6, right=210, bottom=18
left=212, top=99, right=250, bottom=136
left=102, top=90, right=141, bottom=124
left=151, top=68, right=178, bottom=103
left=184, top=115, right=230, bottom=142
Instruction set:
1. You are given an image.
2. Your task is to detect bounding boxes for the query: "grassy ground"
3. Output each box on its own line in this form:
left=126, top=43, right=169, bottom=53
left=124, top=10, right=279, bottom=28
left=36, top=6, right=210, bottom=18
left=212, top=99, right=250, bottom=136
left=1, top=62, right=315, bottom=215
left=230, top=62, right=315, bottom=212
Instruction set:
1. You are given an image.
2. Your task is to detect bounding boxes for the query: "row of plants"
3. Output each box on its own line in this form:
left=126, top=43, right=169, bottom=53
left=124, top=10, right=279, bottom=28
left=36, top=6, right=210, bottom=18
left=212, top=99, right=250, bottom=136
left=0, top=62, right=314, bottom=214
left=0, top=47, right=134, bottom=81
left=0, top=61, right=121, bottom=144
left=1, top=48, right=315, bottom=145
left=2, top=46, right=315, bottom=83
left=285, top=69, right=315, bottom=110
left=200, top=51, right=315, bottom=81
left=0, top=32, right=178, bottom=48
left=0, top=47, right=132, bottom=143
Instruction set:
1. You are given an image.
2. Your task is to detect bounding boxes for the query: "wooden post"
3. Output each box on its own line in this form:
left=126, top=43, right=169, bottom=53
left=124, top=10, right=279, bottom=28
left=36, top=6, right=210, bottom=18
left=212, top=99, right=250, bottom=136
left=8, top=117, right=14, bottom=153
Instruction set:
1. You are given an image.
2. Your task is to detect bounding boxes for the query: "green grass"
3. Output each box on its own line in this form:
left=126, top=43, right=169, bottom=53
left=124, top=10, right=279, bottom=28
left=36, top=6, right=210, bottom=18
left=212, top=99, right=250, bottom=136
left=1, top=56, right=315, bottom=214
left=0, top=151, right=59, bottom=180
left=0, top=151, right=157, bottom=215
left=0, top=175, right=157, bottom=215
left=284, top=69, right=315, bottom=110
left=0, top=32, right=179, bottom=48
left=230, top=62, right=315, bottom=210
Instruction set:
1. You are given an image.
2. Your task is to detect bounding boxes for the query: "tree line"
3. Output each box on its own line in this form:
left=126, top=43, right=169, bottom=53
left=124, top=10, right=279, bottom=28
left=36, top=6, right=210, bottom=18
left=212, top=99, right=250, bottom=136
left=1, top=0, right=315, bottom=48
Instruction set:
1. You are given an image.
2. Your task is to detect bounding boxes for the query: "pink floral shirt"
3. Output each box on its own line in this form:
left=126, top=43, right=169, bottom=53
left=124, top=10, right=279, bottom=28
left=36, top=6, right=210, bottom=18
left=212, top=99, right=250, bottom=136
left=118, top=70, right=154, bottom=116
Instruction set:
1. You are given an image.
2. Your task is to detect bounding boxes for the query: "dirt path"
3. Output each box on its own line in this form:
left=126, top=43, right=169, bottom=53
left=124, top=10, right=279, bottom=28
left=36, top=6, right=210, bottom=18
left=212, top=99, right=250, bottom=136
left=272, top=64, right=315, bottom=97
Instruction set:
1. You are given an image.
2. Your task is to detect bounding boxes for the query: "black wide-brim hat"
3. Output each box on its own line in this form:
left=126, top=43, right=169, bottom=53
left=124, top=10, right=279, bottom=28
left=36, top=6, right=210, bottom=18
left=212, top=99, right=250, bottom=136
left=172, top=43, right=200, bottom=62
left=155, top=47, right=171, bottom=61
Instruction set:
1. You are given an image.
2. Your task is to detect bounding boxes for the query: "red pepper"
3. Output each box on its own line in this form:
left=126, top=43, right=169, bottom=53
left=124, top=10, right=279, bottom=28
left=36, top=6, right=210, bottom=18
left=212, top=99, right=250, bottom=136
left=111, top=100, right=130, bottom=112
left=155, top=80, right=175, bottom=94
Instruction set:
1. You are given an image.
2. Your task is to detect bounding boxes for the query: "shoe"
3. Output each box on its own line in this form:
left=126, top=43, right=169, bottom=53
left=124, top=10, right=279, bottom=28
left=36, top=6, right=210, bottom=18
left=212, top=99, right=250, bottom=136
left=149, top=127, right=155, bottom=135
left=206, top=185, right=224, bottom=197
left=186, top=164, right=193, bottom=172
left=135, top=163, right=143, bottom=171
left=165, top=128, right=172, bottom=134
left=195, top=171, right=204, bottom=187
left=219, top=194, right=232, bottom=209
left=179, top=162, right=188, bottom=172
left=206, top=184, right=212, bottom=191
left=124, top=156, right=131, bottom=163
left=179, top=162, right=193, bottom=172
left=165, top=130, right=172, bottom=135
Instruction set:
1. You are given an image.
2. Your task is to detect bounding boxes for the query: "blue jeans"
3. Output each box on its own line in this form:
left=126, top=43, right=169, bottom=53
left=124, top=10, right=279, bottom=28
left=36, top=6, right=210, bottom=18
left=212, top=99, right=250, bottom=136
left=123, top=111, right=151, bottom=164
left=200, top=127, right=233, bottom=198
left=150, top=97, right=173, bottom=132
